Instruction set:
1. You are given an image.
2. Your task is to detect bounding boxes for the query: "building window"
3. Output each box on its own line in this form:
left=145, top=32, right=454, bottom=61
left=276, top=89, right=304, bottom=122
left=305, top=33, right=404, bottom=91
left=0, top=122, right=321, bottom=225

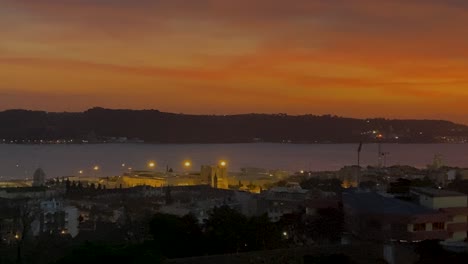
left=432, top=222, right=444, bottom=230
left=413, top=223, right=426, bottom=232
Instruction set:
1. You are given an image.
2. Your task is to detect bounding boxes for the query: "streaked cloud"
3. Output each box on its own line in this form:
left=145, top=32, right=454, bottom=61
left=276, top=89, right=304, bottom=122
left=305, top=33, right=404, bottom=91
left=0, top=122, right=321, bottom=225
left=1, top=0, right=468, bottom=123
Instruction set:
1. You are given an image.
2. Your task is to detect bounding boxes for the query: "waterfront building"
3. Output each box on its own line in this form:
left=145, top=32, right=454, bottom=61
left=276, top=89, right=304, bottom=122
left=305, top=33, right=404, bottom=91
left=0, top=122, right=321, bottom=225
left=201, top=165, right=229, bottom=189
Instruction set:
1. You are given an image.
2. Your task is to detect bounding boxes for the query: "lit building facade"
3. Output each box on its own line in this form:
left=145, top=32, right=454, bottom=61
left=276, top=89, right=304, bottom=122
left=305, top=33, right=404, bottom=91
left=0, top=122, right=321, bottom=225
left=200, top=165, right=229, bottom=189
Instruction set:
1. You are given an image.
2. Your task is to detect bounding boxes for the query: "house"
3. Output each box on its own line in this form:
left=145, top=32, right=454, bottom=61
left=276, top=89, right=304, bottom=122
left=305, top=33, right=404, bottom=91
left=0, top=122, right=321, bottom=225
left=32, top=199, right=80, bottom=238
left=343, top=192, right=451, bottom=242
left=410, top=187, right=468, bottom=242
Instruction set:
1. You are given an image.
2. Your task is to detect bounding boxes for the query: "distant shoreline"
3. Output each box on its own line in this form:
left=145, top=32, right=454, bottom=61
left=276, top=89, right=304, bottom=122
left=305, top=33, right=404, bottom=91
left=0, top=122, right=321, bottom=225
left=1, top=108, right=467, bottom=144
left=1, top=142, right=467, bottom=145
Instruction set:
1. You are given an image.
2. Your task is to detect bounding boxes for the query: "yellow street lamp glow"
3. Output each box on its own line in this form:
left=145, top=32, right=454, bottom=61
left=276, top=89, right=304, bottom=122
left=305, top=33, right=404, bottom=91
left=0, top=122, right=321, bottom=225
left=220, top=161, right=227, bottom=167
left=15, top=234, right=20, bottom=240
left=93, top=166, right=99, bottom=171
left=184, top=161, right=191, bottom=168
left=78, top=170, right=83, bottom=174
left=148, top=162, right=156, bottom=168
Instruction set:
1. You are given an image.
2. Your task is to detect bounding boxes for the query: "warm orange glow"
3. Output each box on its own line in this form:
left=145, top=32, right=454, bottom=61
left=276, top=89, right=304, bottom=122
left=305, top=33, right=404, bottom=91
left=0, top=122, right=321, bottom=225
left=148, top=162, right=156, bottom=168
left=1, top=1, right=468, bottom=123
left=220, top=161, right=227, bottom=167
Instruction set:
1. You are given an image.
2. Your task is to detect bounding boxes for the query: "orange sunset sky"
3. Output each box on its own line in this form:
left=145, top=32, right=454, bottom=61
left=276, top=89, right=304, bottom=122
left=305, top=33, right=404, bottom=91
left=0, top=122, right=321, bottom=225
left=1, top=0, right=468, bottom=123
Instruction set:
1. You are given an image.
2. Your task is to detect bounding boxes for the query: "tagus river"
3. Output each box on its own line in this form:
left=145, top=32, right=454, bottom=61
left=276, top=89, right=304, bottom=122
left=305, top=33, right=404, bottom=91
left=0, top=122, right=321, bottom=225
left=1, top=143, right=468, bottom=180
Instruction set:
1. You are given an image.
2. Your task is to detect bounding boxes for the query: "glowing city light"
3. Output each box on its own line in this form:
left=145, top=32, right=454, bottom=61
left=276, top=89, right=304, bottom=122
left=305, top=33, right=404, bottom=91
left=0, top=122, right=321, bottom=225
left=93, top=166, right=99, bottom=171
left=148, top=162, right=156, bottom=168
left=184, top=161, right=191, bottom=168
left=220, top=161, right=227, bottom=167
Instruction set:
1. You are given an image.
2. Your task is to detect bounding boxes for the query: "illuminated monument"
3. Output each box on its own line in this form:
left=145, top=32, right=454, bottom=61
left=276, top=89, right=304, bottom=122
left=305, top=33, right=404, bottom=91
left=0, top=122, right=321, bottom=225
left=200, top=163, right=229, bottom=189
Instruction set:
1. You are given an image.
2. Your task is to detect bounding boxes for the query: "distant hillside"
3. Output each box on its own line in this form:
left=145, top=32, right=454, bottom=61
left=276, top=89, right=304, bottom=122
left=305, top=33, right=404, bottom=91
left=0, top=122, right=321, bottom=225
left=0, top=107, right=467, bottom=143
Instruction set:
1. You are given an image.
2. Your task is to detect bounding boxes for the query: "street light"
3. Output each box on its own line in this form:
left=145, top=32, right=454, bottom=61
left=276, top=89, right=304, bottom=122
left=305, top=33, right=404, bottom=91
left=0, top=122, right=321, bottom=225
left=219, top=161, right=227, bottom=167
left=184, top=161, right=191, bottom=168
left=78, top=170, right=83, bottom=175
left=93, top=165, right=99, bottom=171
left=148, top=162, right=156, bottom=169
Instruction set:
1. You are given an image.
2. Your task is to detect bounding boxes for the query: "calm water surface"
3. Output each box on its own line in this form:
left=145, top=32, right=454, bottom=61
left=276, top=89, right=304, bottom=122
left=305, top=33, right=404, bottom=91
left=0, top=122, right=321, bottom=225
left=1, top=143, right=468, bottom=179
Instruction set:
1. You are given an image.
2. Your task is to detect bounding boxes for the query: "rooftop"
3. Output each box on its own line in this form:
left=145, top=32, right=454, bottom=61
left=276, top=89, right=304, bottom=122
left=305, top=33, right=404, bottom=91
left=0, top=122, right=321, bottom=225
left=343, top=192, right=438, bottom=216
left=269, top=187, right=309, bottom=194
left=0, top=186, right=47, bottom=193
left=411, top=187, right=466, bottom=198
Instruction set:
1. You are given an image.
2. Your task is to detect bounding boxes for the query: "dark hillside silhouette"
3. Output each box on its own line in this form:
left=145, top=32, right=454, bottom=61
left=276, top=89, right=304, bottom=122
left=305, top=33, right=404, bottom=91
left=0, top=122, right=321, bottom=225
left=0, top=108, right=466, bottom=143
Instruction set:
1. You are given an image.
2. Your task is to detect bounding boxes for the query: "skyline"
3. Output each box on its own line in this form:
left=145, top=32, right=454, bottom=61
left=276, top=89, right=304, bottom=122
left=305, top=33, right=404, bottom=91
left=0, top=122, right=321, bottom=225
left=2, top=0, right=468, bottom=123
left=1, top=106, right=468, bottom=126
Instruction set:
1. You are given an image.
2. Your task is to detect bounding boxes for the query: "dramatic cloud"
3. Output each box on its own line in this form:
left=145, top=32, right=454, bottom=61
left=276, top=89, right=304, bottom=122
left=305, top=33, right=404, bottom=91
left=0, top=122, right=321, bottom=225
left=1, top=0, right=468, bottom=123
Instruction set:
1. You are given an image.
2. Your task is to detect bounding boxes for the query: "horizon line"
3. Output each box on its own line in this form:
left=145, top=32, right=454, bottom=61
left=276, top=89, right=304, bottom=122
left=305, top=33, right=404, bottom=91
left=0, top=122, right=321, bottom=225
left=0, top=106, right=465, bottom=125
